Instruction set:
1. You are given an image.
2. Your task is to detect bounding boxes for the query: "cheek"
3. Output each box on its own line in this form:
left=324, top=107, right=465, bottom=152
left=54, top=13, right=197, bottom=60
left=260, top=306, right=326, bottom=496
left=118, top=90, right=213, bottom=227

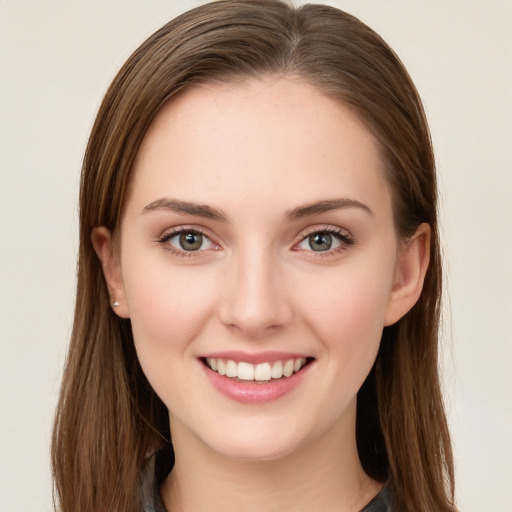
left=122, top=265, right=224, bottom=413
left=295, top=260, right=394, bottom=365
left=121, top=257, right=218, bottom=376
left=124, top=252, right=215, bottom=325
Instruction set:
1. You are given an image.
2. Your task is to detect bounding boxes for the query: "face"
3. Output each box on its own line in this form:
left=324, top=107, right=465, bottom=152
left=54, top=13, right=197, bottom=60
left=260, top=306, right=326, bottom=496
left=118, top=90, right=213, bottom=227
left=95, top=77, right=428, bottom=462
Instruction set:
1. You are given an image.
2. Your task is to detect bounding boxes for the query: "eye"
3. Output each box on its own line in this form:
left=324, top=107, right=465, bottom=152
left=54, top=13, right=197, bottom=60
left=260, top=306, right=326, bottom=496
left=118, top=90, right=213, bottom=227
left=159, top=229, right=216, bottom=254
left=302, top=232, right=339, bottom=252
left=295, top=228, right=353, bottom=253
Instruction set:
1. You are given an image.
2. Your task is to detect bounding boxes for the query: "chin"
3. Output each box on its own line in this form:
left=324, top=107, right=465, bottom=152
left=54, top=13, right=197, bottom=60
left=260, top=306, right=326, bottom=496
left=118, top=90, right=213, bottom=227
left=194, top=417, right=320, bottom=463
left=209, top=436, right=302, bottom=463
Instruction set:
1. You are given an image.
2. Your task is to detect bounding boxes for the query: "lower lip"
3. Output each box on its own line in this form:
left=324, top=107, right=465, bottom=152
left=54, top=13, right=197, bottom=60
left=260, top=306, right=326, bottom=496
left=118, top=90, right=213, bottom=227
left=201, top=361, right=311, bottom=404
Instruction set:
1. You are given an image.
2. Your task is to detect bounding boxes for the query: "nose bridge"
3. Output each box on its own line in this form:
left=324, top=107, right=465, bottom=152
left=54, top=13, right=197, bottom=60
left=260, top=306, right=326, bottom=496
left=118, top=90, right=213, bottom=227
left=219, top=242, right=292, bottom=336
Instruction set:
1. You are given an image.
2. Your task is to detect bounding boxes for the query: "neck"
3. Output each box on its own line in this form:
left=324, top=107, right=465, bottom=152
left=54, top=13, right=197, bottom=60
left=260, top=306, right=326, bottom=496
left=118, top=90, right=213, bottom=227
left=161, top=402, right=382, bottom=512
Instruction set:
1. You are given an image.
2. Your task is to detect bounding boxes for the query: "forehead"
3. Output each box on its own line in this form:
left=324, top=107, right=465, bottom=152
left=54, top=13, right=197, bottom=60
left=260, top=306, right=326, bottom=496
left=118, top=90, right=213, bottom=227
left=128, top=77, right=391, bottom=219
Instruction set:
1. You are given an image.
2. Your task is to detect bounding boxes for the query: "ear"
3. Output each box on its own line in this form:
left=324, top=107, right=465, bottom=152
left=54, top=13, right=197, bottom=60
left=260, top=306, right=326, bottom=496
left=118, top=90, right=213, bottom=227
left=384, top=223, right=431, bottom=326
left=91, top=227, right=130, bottom=318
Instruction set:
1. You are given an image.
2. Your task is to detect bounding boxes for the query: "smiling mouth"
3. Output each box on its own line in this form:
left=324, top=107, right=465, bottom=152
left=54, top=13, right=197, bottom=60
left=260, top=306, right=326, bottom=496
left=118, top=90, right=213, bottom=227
left=202, top=357, right=313, bottom=382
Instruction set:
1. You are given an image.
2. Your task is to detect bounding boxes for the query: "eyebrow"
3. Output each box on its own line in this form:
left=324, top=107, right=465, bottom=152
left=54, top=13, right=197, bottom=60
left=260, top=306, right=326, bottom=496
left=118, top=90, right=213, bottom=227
left=142, top=197, right=372, bottom=222
left=142, top=198, right=228, bottom=222
left=285, top=198, right=373, bottom=221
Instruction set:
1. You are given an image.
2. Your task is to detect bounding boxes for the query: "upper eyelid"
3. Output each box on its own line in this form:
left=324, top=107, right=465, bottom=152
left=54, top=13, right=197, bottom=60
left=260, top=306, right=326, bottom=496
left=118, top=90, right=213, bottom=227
left=159, top=225, right=215, bottom=239
left=295, top=224, right=352, bottom=240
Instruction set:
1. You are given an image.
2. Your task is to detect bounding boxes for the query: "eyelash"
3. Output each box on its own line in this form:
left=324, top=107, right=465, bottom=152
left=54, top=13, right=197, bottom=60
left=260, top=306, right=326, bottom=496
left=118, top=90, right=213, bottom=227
left=157, top=225, right=354, bottom=258
left=157, top=227, right=217, bottom=258
left=293, top=226, right=354, bottom=256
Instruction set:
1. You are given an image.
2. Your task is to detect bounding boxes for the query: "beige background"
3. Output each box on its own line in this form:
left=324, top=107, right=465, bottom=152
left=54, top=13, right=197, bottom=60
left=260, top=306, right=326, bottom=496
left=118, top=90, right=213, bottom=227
left=1, top=1, right=511, bottom=510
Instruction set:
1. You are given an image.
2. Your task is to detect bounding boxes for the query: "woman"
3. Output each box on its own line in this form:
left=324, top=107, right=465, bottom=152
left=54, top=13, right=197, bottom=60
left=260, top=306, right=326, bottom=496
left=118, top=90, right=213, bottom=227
left=51, top=1, right=456, bottom=511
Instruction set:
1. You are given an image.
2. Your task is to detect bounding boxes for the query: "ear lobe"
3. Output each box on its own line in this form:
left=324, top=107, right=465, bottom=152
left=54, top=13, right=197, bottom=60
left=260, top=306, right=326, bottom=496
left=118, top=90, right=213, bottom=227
left=384, top=223, right=431, bottom=326
left=91, top=227, right=130, bottom=318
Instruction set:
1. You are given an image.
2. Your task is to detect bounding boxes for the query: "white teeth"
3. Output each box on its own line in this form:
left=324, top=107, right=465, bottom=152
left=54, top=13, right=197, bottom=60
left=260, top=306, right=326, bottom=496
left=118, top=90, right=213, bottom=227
left=217, top=359, right=226, bottom=376
left=237, top=361, right=255, bottom=380
left=271, top=361, right=283, bottom=379
left=283, top=359, right=294, bottom=377
left=294, top=358, right=306, bottom=372
left=225, top=360, right=237, bottom=378
left=254, top=362, right=272, bottom=381
left=207, top=357, right=218, bottom=371
left=206, top=357, right=308, bottom=381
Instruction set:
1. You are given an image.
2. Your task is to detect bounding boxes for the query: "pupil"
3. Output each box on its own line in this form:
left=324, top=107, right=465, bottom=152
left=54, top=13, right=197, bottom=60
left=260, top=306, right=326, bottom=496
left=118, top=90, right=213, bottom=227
left=180, top=232, right=202, bottom=251
left=309, top=233, right=332, bottom=251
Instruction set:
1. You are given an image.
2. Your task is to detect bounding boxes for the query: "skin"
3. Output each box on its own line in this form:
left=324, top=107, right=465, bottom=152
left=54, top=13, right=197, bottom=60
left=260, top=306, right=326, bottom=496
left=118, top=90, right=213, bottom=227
left=93, top=77, right=430, bottom=512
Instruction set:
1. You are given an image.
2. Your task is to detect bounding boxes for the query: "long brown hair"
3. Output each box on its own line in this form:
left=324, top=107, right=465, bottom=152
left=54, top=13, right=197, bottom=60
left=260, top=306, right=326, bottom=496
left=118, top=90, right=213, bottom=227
left=52, top=1, right=455, bottom=510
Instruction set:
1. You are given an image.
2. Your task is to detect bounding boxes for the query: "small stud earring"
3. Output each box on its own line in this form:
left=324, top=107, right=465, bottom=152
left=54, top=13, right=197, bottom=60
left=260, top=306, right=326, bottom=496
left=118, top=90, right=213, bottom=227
left=112, top=301, right=120, bottom=308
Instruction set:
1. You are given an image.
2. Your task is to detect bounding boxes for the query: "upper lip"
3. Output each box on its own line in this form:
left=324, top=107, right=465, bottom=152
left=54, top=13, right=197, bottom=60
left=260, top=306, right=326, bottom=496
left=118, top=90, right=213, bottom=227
left=198, top=351, right=312, bottom=365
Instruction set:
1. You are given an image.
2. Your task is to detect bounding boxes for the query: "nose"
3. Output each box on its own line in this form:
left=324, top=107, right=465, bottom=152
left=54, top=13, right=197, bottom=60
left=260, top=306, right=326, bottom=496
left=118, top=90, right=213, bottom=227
left=218, top=248, right=293, bottom=338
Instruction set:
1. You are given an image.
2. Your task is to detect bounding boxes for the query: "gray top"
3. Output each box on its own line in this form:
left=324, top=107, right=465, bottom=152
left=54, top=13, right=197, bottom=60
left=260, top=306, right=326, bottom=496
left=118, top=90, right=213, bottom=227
left=141, top=455, right=393, bottom=512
